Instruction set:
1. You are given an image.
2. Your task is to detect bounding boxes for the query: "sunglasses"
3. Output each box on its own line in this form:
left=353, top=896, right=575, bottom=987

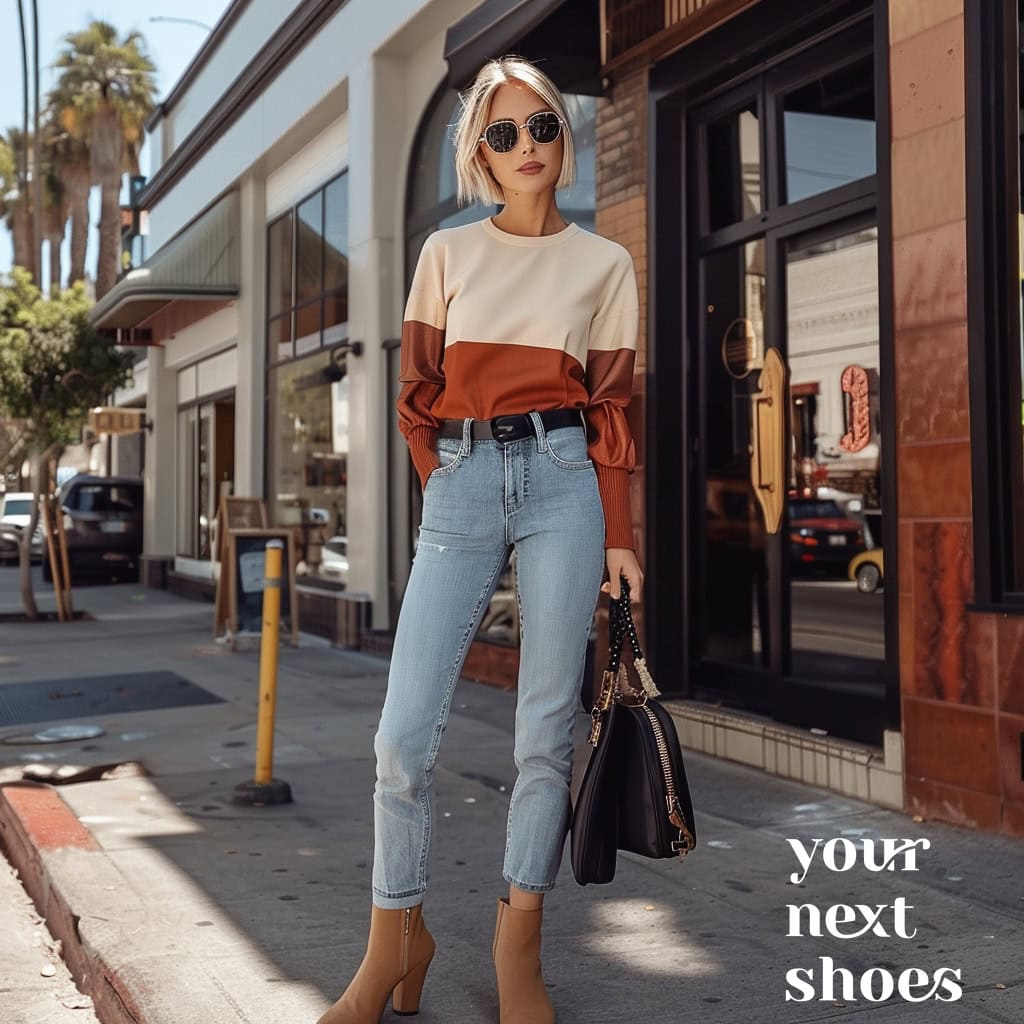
left=478, top=110, right=565, bottom=154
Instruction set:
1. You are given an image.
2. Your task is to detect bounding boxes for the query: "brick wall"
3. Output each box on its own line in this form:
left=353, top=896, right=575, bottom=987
left=889, top=0, right=1024, bottom=838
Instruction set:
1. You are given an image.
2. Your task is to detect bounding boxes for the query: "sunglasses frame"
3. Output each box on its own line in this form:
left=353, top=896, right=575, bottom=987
left=477, top=110, right=566, bottom=154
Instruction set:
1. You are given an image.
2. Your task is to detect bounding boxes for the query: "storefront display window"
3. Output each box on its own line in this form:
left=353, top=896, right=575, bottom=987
left=267, top=172, right=348, bottom=367
left=265, top=171, right=350, bottom=585
left=266, top=347, right=349, bottom=583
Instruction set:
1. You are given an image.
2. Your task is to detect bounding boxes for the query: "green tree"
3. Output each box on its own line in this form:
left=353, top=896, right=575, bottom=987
left=51, top=20, right=157, bottom=294
left=0, top=266, right=133, bottom=618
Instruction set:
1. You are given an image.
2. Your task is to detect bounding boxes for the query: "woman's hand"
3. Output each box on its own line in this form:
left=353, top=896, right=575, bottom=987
left=601, top=547, right=644, bottom=601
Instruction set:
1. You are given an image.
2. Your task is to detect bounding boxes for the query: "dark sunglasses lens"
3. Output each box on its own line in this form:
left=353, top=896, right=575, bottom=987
left=528, top=112, right=561, bottom=144
left=485, top=121, right=518, bottom=152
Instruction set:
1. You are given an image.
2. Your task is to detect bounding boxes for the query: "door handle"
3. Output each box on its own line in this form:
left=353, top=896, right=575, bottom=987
left=749, top=347, right=788, bottom=534
left=753, top=395, right=774, bottom=493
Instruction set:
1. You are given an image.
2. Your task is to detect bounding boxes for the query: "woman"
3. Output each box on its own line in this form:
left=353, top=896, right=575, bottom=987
left=317, top=55, right=643, bottom=1024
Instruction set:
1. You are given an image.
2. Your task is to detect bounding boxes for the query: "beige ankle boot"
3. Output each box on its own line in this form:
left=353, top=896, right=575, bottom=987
left=491, top=896, right=556, bottom=1023
left=317, top=903, right=435, bottom=1023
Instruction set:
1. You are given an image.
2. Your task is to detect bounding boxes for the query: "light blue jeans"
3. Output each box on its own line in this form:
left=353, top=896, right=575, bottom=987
left=372, top=410, right=607, bottom=909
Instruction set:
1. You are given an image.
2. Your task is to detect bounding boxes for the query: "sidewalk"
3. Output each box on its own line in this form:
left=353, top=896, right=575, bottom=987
left=1, top=572, right=1022, bottom=1023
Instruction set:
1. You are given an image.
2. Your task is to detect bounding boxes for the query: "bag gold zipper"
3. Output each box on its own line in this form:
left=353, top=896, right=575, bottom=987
left=641, top=704, right=695, bottom=858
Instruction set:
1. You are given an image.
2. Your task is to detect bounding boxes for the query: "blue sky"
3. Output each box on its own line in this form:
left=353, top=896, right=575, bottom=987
left=0, top=0, right=234, bottom=285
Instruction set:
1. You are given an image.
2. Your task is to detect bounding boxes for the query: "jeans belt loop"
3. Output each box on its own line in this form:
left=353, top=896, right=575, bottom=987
left=461, top=416, right=474, bottom=455
left=526, top=410, right=547, bottom=452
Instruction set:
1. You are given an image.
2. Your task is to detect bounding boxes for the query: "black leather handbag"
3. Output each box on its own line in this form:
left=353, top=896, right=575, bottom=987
left=570, top=574, right=697, bottom=885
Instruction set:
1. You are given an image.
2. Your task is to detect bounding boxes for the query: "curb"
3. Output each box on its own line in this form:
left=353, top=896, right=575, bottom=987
left=0, top=782, right=147, bottom=1024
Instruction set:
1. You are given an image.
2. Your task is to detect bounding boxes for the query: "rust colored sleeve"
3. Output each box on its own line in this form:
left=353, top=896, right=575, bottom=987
left=396, top=235, right=447, bottom=489
left=584, top=252, right=640, bottom=551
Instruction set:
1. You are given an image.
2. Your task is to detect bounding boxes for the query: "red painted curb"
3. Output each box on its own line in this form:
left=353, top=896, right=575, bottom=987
left=1, top=783, right=100, bottom=851
left=0, top=782, right=145, bottom=1024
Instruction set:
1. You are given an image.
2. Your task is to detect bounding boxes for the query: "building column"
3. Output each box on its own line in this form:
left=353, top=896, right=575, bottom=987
left=236, top=173, right=267, bottom=500
left=347, top=56, right=406, bottom=631
left=143, top=343, right=177, bottom=557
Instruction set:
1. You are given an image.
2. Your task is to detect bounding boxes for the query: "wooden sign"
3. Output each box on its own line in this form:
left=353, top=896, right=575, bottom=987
left=216, top=526, right=299, bottom=651
left=88, top=407, right=148, bottom=435
left=213, top=495, right=268, bottom=640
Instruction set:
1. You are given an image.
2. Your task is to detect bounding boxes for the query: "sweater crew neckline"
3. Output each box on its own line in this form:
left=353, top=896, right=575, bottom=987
left=481, top=216, right=579, bottom=247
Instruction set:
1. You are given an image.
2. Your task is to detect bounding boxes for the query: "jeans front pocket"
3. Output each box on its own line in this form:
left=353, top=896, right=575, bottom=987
left=543, top=425, right=594, bottom=470
left=428, top=436, right=466, bottom=479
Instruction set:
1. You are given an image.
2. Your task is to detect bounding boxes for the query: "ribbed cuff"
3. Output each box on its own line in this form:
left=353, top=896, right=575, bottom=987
left=593, top=463, right=634, bottom=550
left=406, top=425, right=440, bottom=490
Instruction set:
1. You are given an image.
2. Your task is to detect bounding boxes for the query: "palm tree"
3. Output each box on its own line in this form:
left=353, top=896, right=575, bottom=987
left=50, top=21, right=157, bottom=297
left=43, top=86, right=91, bottom=287
left=0, top=129, right=34, bottom=275
left=41, top=114, right=70, bottom=293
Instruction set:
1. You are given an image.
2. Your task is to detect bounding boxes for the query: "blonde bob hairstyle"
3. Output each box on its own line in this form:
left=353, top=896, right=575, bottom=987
left=452, top=56, right=576, bottom=208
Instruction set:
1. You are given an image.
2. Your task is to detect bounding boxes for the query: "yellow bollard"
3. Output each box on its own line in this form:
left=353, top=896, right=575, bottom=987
left=255, top=540, right=282, bottom=785
left=233, top=539, right=292, bottom=806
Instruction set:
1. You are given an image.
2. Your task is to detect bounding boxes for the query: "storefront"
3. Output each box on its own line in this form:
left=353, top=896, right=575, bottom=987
left=527, top=0, right=1017, bottom=834
left=265, top=170, right=351, bottom=584
left=644, top=1, right=896, bottom=747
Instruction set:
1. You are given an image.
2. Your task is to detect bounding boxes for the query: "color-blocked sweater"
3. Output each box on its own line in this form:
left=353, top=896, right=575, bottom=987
left=396, top=215, right=640, bottom=550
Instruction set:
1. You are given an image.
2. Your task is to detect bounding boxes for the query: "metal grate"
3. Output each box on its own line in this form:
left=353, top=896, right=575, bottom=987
left=0, top=671, right=224, bottom=728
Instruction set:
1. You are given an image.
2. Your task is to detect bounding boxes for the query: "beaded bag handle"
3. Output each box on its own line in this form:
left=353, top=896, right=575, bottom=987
left=589, top=573, right=660, bottom=744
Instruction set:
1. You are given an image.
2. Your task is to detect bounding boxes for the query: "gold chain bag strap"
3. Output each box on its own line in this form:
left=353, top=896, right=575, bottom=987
left=570, top=573, right=697, bottom=885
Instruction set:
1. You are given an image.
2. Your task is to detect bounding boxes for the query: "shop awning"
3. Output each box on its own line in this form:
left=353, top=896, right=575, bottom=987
left=90, top=190, right=240, bottom=336
left=444, top=0, right=603, bottom=96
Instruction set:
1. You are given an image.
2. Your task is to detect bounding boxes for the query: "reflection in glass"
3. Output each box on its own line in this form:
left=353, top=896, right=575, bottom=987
left=268, top=212, right=292, bottom=318
left=786, top=224, right=884, bottom=674
left=410, top=92, right=463, bottom=216
left=267, top=348, right=349, bottom=583
left=784, top=55, right=875, bottom=203
left=324, top=175, right=348, bottom=292
left=700, top=240, right=769, bottom=666
left=296, top=192, right=324, bottom=304
left=268, top=314, right=292, bottom=363
left=707, top=102, right=761, bottom=230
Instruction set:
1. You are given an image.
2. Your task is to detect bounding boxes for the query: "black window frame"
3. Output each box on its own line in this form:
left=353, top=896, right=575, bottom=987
left=265, top=169, right=349, bottom=370
left=965, top=0, right=1024, bottom=612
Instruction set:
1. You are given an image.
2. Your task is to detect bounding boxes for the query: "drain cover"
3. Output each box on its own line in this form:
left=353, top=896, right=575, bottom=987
left=0, top=671, right=224, bottom=727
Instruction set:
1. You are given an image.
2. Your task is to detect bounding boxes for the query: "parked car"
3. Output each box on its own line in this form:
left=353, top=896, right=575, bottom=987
left=788, top=497, right=866, bottom=575
left=0, top=492, right=44, bottom=564
left=848, top=548, right=884, bottom=593
left=320, top=535, right=349, bottom=583
left=41, top=475, right=143, bottom=583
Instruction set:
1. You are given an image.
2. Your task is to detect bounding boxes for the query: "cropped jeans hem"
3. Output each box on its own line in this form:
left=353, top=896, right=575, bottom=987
left=503, top=872, right=557, bottom=893
left=372, top=887, right=427, bottom=910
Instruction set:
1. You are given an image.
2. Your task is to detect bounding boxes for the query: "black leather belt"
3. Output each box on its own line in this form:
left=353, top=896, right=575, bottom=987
left=437, top=408, right=584, bottom=442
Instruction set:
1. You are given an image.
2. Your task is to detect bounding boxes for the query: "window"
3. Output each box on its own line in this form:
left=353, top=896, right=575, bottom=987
left=965, top=0, right=1024, bottom=605
left=266, top=172, right=348, bottom=366
left=266, top=348, right=348, bottom=583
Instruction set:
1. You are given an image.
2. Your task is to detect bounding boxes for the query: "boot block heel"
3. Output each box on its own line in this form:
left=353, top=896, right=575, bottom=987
left=392, top=952, right=433, bottom=1016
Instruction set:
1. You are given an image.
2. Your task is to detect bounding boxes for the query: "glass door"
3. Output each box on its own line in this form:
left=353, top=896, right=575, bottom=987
left=685, top=15, right=892, bottom=743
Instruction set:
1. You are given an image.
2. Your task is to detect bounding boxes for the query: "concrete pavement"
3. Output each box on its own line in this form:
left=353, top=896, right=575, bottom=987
left=1, top=566, right=1023, bottom=1023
